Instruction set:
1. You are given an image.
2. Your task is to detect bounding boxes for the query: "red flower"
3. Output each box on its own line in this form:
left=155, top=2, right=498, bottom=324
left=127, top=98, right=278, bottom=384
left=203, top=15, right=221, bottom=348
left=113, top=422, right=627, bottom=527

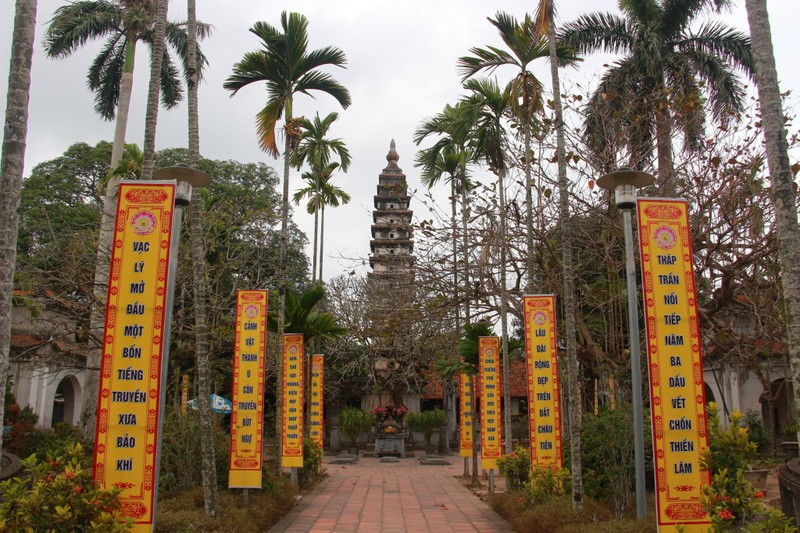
left=65, top=470, right=75, bottom=480
left=755, top=491, right=765, bottom=499
left=717, top=509, right=734, bottom=520
left=74, top=485, right=84, bottom=494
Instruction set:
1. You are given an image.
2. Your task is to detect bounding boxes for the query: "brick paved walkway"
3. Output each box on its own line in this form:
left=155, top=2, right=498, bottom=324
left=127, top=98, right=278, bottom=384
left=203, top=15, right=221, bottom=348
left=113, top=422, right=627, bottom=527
left=268, top=455, right=513, bottom=532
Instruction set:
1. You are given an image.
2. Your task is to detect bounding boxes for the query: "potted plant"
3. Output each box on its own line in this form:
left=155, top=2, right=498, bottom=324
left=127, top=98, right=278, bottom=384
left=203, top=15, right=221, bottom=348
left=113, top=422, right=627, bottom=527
left=338, top=407, right=372, bottom=455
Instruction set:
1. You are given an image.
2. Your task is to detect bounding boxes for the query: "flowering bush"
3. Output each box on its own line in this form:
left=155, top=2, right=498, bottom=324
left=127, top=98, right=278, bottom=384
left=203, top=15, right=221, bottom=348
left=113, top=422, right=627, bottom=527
left=524, top=465, right=571, bottom=505
left=0, top=442, right=131, bottom=531
left=497, top=445, right=531, bottom=491
left=700, top=403, right=794, bottom=531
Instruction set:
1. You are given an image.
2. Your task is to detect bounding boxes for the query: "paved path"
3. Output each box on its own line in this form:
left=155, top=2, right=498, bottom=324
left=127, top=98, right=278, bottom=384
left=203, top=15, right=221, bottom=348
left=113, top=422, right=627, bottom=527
left=269, top=455, right=513, bottom=533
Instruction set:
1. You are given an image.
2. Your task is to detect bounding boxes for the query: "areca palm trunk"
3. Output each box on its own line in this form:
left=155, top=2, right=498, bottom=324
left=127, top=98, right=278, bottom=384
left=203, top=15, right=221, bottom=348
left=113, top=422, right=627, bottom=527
left=319, top=202, right=325, bottom=282
left=524, top=103, right=536, bottom=294
left=460, top=170, right=480, bottom=486
left=745, top=0, right=800, bottom=450
left=110, top=44, right=136, bottom=169
left=0, top=0, right=37, bottom=456
left=497, top=169, right=512, bottom=454
left=276, top=102, right=294, bottom=455
left=311, top=176, right=320, bottom=282
left=545, top=0, right=583, bottom=509
left=654, top=82, right=675, bottom=196
left=140, top=0, right=168, bottom=180
left=187, top=0, right=218, bottom=516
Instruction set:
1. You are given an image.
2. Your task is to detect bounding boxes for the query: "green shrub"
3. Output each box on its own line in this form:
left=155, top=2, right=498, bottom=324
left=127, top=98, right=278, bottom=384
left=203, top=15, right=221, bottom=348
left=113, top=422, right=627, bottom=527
left=298, top=439, right=324, bottom=489
left=743, top=409, right=772, bottom=456
left=0, top=443, right=131, bottom=531
left=580, top=404, right=652, bottom=516
left=22, top=422, right=87, bottom=460
left=497, top=444, right=530, bottom=491
left=524, top=465, right=570, bottom=505
left=158, top=406, right=230, bottom=495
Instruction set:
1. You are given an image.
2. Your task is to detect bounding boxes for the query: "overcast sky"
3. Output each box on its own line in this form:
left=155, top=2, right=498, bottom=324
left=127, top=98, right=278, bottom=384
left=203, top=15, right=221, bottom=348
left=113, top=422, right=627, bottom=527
left=1, top=0, right=797, bottom=282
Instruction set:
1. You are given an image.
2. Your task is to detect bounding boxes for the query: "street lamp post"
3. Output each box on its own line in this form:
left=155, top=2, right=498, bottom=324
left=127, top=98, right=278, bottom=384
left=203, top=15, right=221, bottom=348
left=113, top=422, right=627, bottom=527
left=597, top=167, right=654, bottom=522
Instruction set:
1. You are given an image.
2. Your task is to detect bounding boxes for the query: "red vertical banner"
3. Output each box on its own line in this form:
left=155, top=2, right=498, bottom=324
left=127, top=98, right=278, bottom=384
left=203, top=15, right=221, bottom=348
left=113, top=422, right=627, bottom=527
left=479, top=336, right=502, bottom=470
left=637, top=198, right=710, bottom=532
left=309, top=354, right=324, bottom=449
left=282, top=334, right=304, bottom=467
left=459, top=372, right=473, bottom=458
left=228, top=290, right=268, bottom=488
left=523, top=295, right=562, bottom=469
left=93, top=181, right=175, bottom=531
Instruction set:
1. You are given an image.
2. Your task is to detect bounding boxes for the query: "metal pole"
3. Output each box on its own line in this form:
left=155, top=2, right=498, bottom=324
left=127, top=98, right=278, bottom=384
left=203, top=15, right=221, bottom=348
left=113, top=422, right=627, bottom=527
left=623, top=209, right=647, bottom=520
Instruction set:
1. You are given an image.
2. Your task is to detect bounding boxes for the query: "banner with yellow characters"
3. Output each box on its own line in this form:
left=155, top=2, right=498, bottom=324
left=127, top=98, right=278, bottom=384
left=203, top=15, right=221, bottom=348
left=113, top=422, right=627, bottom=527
left=459, top=372, right=473, bottom=458
left=309, top=354, right=324, bottom=449
left=282, top=334, right=304, bottom=467
left=93, top=181, right=175, bottom=530
left=523, top=295, right=562, bottom=469
left=228, top=290, right=268, bottom=488
left=479, top=337, right=502, bottom=470
left=637, top=198, right=710, bottom=532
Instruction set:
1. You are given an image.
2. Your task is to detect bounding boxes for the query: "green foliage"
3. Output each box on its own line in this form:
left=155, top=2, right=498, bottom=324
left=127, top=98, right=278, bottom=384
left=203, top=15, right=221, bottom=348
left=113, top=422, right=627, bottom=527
left=523, top=465, right=570, bottom=505
left=337, top=407, right=372, bottom=445
left=700, top=403, right=794, bottom=531
left=742, top=410, right=772, bottom=456
left=298, top=439, right=324, bottom=489
left=21, top=422, right=87, bottom=460
left=580, top=404, right=651, bottom=515
left=267, top=284, right=346, bottom=340
left=497, top=444, right=531, bottom=491
left=158, top=407, right=230, bottom=495
left=406, top=408, right=446, bottom=445
left=0, top=443, right=131, bottom=531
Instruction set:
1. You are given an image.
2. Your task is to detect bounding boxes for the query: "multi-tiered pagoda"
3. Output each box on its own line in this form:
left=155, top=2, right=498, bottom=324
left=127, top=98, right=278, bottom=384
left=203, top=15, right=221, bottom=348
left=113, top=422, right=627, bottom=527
left=369, top=140, right=415, bottom=281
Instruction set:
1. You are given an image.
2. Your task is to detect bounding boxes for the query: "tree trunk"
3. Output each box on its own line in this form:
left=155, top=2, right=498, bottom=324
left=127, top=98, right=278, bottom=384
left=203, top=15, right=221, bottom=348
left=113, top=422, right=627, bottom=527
left=547, top=1, right=583, bottom=508
left=460, top=169, right=480, bottom=486
left=140, top=0, right=168, bottom=181
left=497, top=170, right=512, bottom=454
left=524, top=102, right=536, bottom=293
left=654, top=89, right=675, bottom=196
left=745, top=0, right=800, bottom=453
left=276, top=101, right=294, bottom=457
left=311, top=176, right=320, bottom=283
left=318, top=202, right=325, bottom=282
left=0, top=0, right=37, bottom=457
left=81, top=41, right=137, bottom=438
left=187, top=0, right=218, bottom=516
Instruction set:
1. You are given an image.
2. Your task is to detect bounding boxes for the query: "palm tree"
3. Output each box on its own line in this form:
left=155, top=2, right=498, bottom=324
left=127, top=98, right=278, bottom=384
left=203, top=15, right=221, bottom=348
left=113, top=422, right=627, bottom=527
left=46, top=0, right=209, bottom=436
left=535, top=0, right=584, bottom=510
left=224, top=15, right=351, bottom=417
left=0, top=0, right=38, bottom=457
left=44, top=0, right=209, bottom=169
left=415, top=100, right=478, bottom=477
left=459, top=77, right=515, bottom=454
left=268, top=284, right=347, bottom=341
left=185, top=0, right=217, bottom=517
left=139, top=0, right=168, bottom=180
left=292, top=165, right=351, bottom=283
left=457, top=11, right=578, bottom=296
left=291, top=112, right=352, bottom=282
left=744, top=0, right=800, bottom=448
left=560, top=0, right=753, bottom=194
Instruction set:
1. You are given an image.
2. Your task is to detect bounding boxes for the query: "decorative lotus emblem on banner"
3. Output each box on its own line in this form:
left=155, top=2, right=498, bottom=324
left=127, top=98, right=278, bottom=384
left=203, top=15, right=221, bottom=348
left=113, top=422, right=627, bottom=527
left=244, top=305, right=259, bottom=319
left=653, top=225, right=677, bottom=250
left=130, top=210, right=157, bottom=236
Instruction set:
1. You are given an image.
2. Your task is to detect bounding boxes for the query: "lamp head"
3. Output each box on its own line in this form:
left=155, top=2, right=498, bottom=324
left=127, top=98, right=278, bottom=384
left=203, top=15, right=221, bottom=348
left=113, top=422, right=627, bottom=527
left=153, top=165, right=212, bottom=206
left=596, top=167, right=655, bottom=209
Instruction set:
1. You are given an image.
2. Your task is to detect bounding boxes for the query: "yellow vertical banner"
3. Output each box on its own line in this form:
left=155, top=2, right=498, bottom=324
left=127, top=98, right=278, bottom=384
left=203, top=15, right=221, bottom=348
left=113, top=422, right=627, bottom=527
left=459, top=372, right=473, bottom=458
left=282, top=334, right=304, bottom=467
left=228, top=290, right=268, bottom=488
left=479, top=336, right=502, bottom=470
left=93, top=181, right=176, bottom=531
left=309, top=354, right=324, bottom=449
left=637, top=198, right=710, bottom=532
left=523, top=295, right=562, bottom=469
